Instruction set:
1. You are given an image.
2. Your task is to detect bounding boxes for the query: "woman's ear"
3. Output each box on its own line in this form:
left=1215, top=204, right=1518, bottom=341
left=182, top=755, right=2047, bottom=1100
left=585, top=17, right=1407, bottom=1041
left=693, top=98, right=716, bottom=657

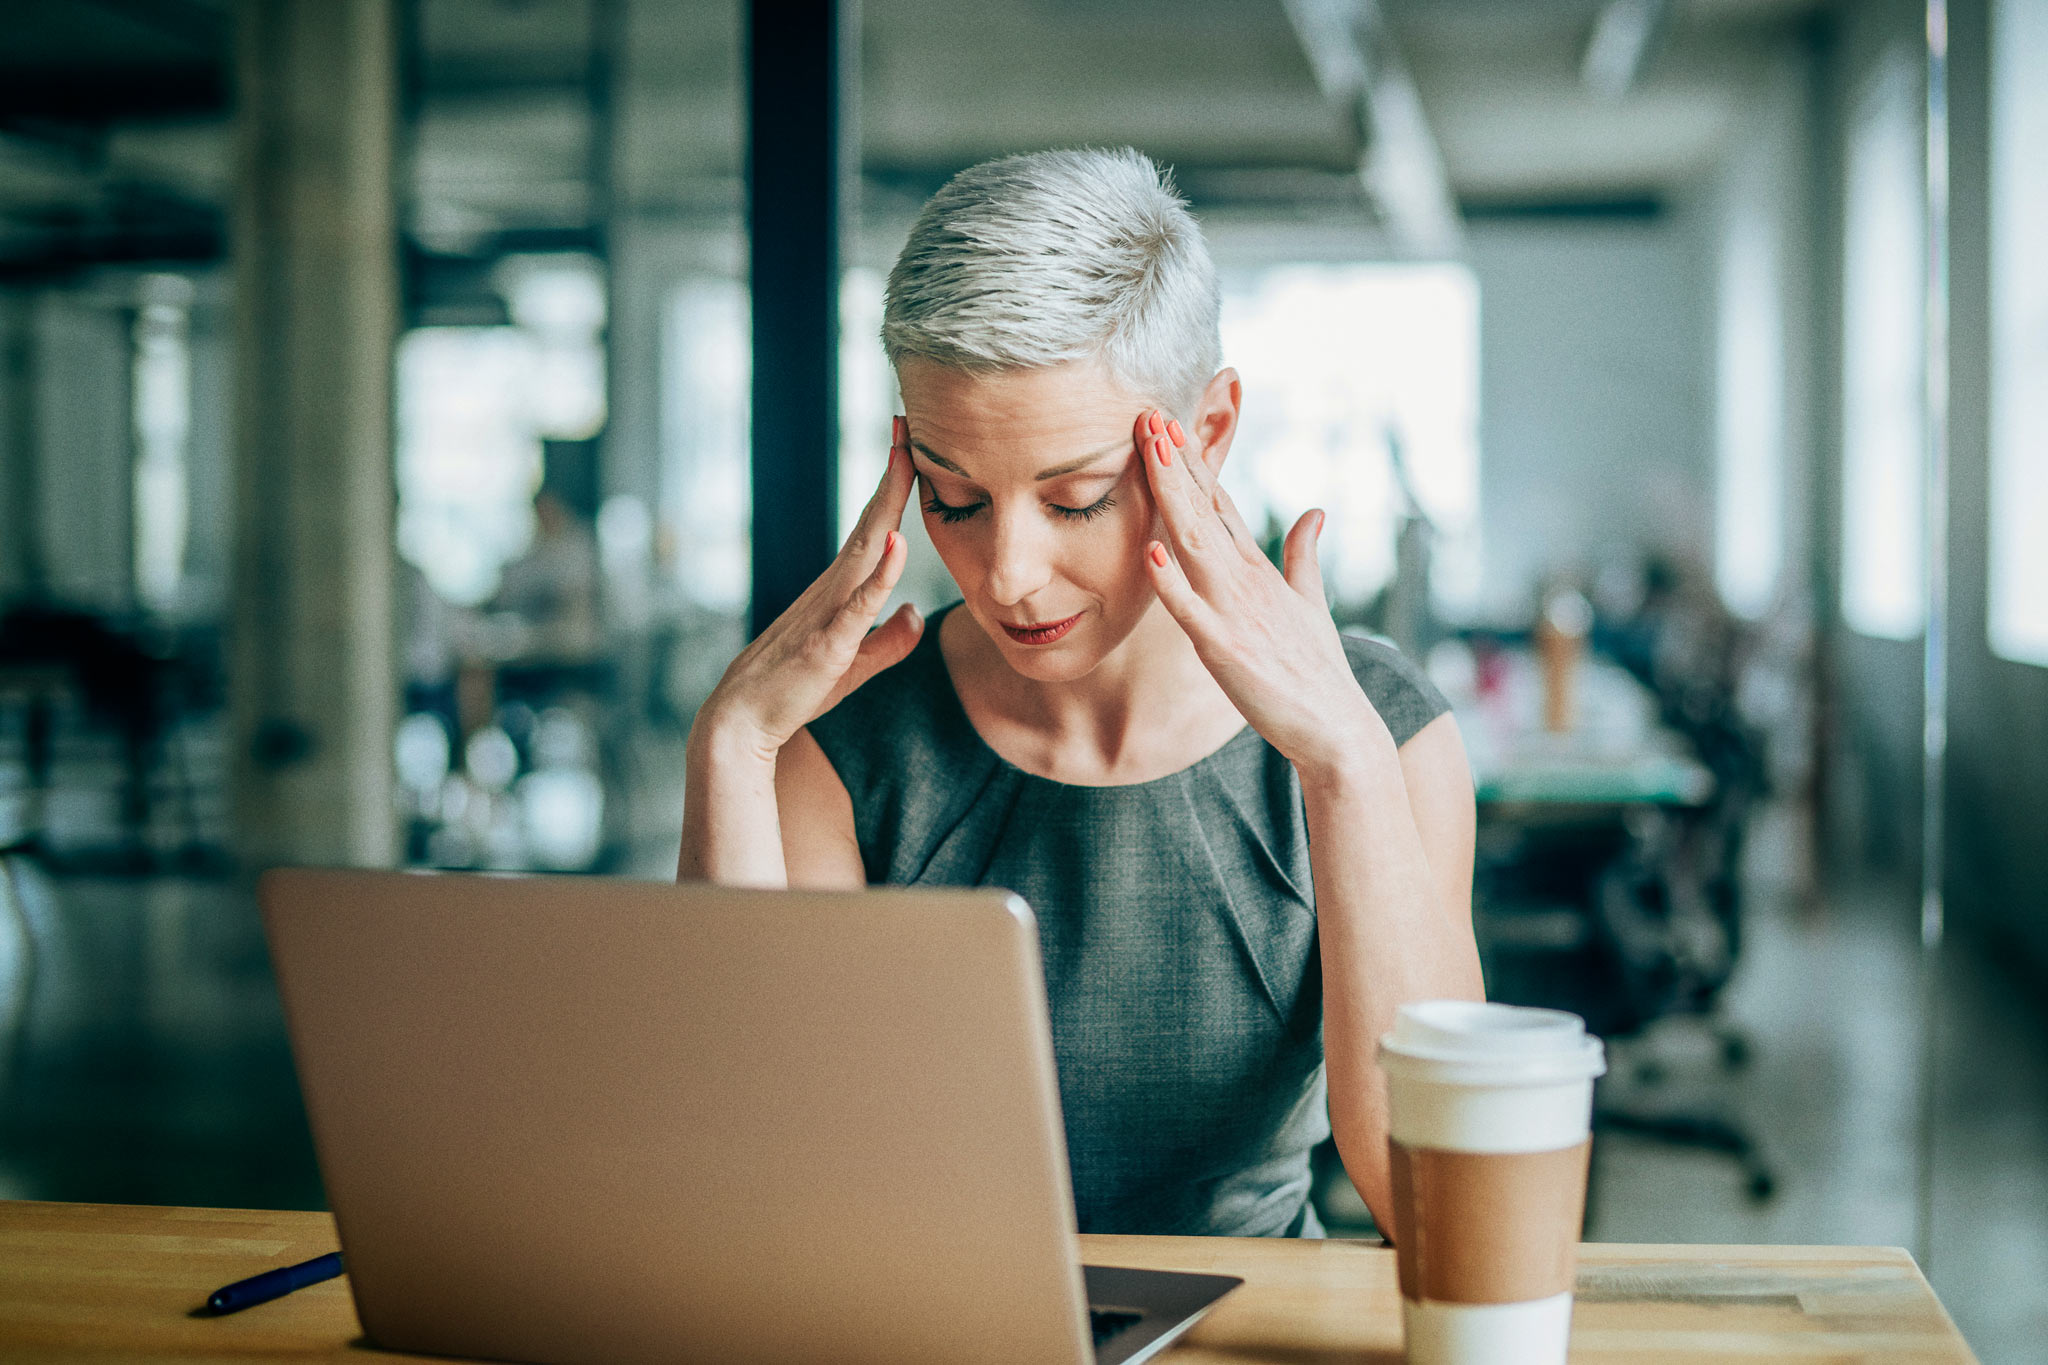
left=1192, top=368, right=1243, bottom=475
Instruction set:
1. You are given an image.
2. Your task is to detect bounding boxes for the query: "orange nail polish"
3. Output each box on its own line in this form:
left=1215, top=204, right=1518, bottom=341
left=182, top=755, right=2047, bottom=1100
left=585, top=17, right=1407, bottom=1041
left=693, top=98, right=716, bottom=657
left=1167, top=419, right=1185, bottom=446
left=885, top=530, right=900, bottom=554
left=1157, top=437, right=1173, bottom=468
left=1150, top=543, right=1168, bottom=568
left=1147, top=412, right=1165, bottom=435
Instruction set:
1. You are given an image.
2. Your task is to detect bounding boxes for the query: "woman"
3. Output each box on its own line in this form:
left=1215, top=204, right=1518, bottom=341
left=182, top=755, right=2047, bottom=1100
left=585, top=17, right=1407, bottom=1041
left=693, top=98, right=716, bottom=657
left=680, top=147, right=1484, bottom=1240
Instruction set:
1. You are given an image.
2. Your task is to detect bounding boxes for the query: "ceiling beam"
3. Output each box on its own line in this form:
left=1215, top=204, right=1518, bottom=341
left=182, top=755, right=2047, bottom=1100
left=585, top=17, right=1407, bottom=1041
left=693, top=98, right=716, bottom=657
left=1580, top=0, right=1667, bottom=100
left=1279, top=0, right=1460, bottom=258
left=0, top=67, right=226, bottom=122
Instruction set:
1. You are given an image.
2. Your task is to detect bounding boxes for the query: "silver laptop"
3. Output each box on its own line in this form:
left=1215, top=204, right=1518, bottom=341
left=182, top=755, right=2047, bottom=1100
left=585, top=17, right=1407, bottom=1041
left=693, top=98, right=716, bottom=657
left=260, top=868, right=1240, bottom=1365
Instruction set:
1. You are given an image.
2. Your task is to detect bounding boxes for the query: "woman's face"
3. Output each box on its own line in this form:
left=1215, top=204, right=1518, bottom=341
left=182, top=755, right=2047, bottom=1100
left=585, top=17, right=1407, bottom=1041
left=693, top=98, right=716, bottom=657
left=897, top=356, right=1167, bottom=683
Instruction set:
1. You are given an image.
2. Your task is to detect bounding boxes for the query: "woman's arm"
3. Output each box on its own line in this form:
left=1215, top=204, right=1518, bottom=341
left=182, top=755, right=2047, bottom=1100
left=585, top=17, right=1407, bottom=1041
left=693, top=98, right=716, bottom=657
left=678, top=420, right=921, bottom=887
left=1300, top=709, right=1483, bottom=1241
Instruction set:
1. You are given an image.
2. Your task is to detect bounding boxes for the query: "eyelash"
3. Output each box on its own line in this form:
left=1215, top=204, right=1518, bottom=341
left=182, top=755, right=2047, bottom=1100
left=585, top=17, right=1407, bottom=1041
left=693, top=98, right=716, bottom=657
left=921, top=493, right=1118, bottom=525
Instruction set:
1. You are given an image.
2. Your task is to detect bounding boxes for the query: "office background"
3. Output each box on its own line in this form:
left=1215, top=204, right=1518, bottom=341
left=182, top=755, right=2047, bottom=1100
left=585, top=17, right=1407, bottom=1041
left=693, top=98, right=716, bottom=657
left=0, top=0, right=2043, bottom=1359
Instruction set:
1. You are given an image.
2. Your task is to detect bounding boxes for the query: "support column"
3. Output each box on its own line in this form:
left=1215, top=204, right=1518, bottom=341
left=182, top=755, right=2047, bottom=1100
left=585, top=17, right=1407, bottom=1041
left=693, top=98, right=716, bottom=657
left=746, top=0, right=854, bottom=637
left=1, top=293, right=44, bottom=600
left=230, top=0, right=398, bottom=868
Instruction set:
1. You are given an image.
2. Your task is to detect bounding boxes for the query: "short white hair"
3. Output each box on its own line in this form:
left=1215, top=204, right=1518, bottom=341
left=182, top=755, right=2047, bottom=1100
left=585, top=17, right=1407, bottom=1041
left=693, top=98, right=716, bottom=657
left=882, top=147, right=1221, bottom=414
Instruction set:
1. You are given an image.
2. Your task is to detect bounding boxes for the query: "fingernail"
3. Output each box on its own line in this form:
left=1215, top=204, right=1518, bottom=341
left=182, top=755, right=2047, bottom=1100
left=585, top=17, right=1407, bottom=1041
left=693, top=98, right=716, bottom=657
left=1157, top=436, right=1173, bottom=468
left=893, top=416, right=906, bottom=445
left=1147, top=412, right=1165, bottom=435
left=1149, top=543, right=1168, bottom=568
left=885, top=530, right=900, bottom=554
left=1167, top=419, right=1185, bottom=446
left=906, top=605, right=924, bottom=631
left=1315, top=510, right=1327, bottom=536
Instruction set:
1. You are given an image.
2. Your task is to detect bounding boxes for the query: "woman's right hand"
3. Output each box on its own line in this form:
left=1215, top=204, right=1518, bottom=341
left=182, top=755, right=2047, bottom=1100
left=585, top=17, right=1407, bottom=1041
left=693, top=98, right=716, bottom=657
left=694, top=416, right=923, bottom=761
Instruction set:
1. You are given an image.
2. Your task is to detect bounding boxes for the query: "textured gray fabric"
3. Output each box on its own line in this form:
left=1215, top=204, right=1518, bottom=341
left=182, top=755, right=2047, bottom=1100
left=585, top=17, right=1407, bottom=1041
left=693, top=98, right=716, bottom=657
left=807, top=604, right=1451, bottom=1236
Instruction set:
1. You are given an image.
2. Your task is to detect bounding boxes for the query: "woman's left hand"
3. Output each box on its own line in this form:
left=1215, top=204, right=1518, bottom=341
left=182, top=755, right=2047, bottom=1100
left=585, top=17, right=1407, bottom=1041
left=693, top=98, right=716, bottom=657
left=1136, top=409, right=1384, bottom=777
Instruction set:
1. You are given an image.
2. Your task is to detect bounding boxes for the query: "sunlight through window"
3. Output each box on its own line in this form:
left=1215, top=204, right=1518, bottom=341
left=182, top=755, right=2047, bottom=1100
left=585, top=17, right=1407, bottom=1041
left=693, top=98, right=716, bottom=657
left=1840, top=48, right=1926, bottom=642
left=1989, top=0, right=2048, bottom=666
left=1219, top=263, right=1482, bottom=619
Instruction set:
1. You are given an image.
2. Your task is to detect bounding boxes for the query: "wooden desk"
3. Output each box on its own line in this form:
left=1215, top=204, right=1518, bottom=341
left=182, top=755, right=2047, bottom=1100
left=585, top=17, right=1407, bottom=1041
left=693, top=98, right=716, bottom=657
left=0, top=1202, right=1977, bottom=1363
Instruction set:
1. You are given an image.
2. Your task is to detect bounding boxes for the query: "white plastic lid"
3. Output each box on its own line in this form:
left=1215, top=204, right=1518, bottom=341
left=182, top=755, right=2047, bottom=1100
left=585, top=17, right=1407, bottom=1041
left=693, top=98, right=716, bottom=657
left=1378, top=1000, right=1607, bottom=1088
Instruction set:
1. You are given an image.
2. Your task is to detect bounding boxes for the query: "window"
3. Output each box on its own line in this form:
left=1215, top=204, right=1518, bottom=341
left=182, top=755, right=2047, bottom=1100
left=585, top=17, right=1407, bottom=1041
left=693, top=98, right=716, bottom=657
left=131, top=275, right=193, bottom=615
left=1839, top=48, right=1926, bottom=641
left=838, top=267, right=890, bottom=543
left=397, top=258, right=607, bottom=607
left=660, top=278, right=751, bottom=613
left=1715, top=194, right=1785, bottom=621
left=1989, top=0, right=2048, bottom=665
left=1218, top=263, right=1482, bottom=617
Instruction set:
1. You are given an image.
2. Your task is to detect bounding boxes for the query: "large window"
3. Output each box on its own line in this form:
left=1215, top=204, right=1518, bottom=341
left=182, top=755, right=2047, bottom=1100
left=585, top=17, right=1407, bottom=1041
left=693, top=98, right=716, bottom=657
left=1219, top=263, right=1482, bottom=618
left=661, top=278, right=752, bottom=614
left=396, top=257, right=607, bottom=607
left=1839, top=48, right=1926, bottom=642
left=1715, top=191, right=1785, bottom=621
left=1990, top=0, right=2048, bottom=665
left=131, top=275, right=193, bottom=615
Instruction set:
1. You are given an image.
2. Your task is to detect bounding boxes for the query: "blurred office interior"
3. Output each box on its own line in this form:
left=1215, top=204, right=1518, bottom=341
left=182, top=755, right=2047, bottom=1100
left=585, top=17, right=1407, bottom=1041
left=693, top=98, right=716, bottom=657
left=1, top=0, right=2045, bottom=1357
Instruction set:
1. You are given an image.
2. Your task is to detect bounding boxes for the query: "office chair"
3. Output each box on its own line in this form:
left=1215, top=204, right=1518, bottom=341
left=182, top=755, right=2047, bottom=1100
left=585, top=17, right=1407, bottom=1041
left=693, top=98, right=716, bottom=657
left=1474, top=781, right=1777, bottom=1205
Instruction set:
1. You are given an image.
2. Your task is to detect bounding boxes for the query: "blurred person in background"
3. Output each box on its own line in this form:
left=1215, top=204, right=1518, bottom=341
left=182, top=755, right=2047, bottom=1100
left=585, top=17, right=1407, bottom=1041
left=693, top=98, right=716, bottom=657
left=679, top=149, right=1483, bottom=1241
left=493, top=487, right=601, bottom=667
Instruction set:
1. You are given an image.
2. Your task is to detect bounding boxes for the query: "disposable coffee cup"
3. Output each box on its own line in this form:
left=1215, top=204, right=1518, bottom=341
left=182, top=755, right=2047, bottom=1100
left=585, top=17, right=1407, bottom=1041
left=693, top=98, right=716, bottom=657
left=1378, top=1001, right=1607, bottom=1365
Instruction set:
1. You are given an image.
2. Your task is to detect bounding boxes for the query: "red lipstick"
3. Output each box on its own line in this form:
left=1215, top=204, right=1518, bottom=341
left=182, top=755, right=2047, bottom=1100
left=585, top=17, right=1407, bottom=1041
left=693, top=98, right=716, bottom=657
left=1001, top=612, right=1084, bottom=645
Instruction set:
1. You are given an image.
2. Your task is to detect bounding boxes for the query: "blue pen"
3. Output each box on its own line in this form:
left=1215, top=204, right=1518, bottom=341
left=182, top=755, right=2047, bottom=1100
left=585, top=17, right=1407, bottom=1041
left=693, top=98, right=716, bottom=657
left=205, top=1252, right=345, bottom=1314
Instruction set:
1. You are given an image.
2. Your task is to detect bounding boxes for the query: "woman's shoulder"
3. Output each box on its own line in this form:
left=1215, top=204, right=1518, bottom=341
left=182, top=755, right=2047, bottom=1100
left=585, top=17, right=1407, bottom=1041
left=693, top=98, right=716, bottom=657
left=1339, top=631, right=1451, bottom=747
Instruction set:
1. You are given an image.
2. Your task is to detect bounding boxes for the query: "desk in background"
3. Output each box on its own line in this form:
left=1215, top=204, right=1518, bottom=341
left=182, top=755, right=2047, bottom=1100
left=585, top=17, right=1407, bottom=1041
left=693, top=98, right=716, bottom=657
left=0, top=1201, right=1978, bottom=1363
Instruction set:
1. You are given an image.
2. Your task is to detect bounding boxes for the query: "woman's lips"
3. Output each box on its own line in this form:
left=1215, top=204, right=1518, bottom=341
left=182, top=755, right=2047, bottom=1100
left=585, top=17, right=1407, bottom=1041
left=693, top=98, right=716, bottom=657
left=1001, top=612, right=1084, bottom=645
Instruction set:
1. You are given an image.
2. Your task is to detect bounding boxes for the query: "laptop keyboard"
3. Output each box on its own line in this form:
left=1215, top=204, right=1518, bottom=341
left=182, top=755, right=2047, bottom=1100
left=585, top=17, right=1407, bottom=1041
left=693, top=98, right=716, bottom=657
left=1090, top=1309, right=1142, bottom=1346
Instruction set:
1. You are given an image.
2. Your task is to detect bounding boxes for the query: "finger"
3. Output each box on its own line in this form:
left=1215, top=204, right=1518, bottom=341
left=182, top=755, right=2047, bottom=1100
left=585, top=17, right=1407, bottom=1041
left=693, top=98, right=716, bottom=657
left=1134, top=407, right=1165, bottom=455
left=1206, top=472, right=1263, bottom=562
left=842, top=418, right=917, bottom=561
left=1282, top=509, right=1327, bottom=601
left=823, top=601, right=924, bottom=711
left=1140, top=415, right=1232, bottom=589
left=1143, top=537, right=1214, bottom=635
left=827, top=527, right=909, bottom=648
left=1166, top=419, right=1260, bottom=561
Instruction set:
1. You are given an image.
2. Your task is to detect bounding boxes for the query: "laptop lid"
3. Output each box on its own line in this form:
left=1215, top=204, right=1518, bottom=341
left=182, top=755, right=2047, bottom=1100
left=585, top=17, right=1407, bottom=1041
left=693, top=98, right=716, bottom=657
left=260, top=868, right=1098, bottom=1365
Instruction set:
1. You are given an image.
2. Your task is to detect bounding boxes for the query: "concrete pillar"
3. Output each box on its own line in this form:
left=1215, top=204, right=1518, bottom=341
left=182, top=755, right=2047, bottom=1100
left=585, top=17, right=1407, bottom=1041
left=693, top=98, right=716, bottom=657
left=229, top=0, right=398, bottom=868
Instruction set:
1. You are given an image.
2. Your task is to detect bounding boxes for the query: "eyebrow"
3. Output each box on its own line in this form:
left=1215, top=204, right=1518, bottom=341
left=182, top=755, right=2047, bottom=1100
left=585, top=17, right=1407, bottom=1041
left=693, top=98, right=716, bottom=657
left=910, top=440, right=1130, bottom=483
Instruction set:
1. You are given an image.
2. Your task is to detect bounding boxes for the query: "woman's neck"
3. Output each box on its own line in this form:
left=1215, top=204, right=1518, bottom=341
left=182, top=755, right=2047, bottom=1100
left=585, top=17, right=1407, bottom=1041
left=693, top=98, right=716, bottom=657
left=940, top=600, right=1245, bottom=783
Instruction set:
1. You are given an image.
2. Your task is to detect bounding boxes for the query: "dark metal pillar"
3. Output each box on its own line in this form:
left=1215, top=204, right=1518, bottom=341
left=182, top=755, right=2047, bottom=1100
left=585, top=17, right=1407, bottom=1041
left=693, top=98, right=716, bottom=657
left=746, top=0, right=852, bottom=638
left=1, top=293, right=44, bottom=599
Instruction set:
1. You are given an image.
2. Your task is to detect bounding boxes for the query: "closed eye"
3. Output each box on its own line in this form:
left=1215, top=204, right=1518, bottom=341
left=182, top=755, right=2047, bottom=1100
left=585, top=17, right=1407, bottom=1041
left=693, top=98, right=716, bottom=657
left=919, top=489, right=1119, bottom=524
left=922, top=494, right=982, bottom=524
left=1052, top=493, right=1117, bottom=522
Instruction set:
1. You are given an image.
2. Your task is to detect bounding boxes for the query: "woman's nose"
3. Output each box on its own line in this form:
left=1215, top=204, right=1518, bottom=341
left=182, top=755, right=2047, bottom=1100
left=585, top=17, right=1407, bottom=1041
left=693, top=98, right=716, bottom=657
left=984, top=513, right=1054, bottom=606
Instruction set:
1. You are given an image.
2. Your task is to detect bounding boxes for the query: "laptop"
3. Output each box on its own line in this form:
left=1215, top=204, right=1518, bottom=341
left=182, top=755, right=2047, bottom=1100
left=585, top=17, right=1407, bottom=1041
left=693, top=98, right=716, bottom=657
left=260, top=868, right=1241, bottom=1365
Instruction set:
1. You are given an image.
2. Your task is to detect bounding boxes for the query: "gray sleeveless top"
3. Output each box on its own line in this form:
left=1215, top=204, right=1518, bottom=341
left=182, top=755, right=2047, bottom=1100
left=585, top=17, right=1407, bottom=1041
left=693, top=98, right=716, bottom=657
left=807, top=605, right=1450, bottom=1237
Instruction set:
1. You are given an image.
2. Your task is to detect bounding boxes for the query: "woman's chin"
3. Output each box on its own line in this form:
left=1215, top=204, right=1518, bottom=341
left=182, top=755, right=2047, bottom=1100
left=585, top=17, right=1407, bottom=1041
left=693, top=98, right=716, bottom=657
left=997, top=648, right=1100, bottom=684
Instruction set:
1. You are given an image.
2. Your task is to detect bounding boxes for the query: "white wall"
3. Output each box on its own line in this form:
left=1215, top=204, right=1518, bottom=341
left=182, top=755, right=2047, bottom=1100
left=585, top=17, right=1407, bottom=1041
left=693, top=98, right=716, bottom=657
left=1465, top=210, right=1714, bottom=623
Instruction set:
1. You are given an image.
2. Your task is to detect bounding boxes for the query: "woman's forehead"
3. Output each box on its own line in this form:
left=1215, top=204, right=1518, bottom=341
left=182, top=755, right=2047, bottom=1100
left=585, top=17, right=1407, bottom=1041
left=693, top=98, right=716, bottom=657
left=899, top=358, right=1139, bottom=479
